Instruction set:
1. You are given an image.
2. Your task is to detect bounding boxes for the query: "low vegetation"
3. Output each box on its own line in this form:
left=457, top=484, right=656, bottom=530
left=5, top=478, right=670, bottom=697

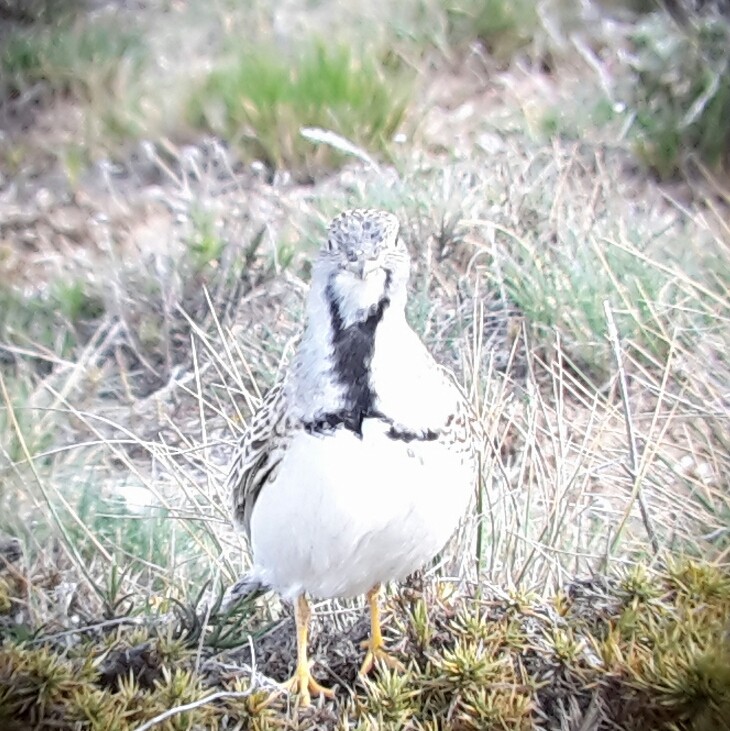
left=0, top=19, right=145, bottom=100
left=1, top=0, right=728, bottom=729
left=625, top=10, right=730, bottom=178
left=1, top=559, right=728, bottom=729
left=187, top=42, right=411, bottom=173
left=443, top=0, right=540, bottom=60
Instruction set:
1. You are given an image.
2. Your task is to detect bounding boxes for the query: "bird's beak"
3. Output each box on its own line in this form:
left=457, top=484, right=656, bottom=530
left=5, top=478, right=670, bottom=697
left=349, top=258, right=381, bottom=280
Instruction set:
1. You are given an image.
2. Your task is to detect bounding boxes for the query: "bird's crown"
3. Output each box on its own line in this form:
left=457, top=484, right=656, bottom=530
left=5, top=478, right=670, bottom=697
left=325, top=209, right=400, bottom=259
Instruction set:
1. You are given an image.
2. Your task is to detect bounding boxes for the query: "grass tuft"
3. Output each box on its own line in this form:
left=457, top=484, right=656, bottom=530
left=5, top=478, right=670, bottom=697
left=442, top=0, right=540, bottom=60
left=0, top=19, right=146, bottom=101
left=0, top=0, right=83, bottom=23
left=187, top=41, right=411, bottom=173
left=625, top=11, right=730, bottom=178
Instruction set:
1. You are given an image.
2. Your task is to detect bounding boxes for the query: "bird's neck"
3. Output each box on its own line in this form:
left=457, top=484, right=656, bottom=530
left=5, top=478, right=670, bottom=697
left=287, top=281, right=407, bottom=432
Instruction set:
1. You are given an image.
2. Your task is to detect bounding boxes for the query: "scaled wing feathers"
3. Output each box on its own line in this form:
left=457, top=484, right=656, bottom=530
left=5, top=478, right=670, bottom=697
left=228, top=382, right=288, bottom=538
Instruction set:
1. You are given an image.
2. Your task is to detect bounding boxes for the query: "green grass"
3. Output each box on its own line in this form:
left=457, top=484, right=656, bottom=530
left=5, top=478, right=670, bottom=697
left=0, top=15, right=151, bottom=163
left=443, top=0, right=540, bottom=59
left=187, top=41, right=411, bottom=172
left=187, top=208, right=225, bottom=274
left=67, top=490, right=204, bottom=583
left=0, top=3, right=729, bottom=727
left=0, top=277, right=103, bottom=361
left=0, top=0, right=84, bottom=23
left=0, top=291, right=68, bottom=368
left=0, top=19, right=147, bottom=100
left=496, top=227, right=709, bottom=376
left=0, top=375, right=53, bottom=466
left=626, top=13, right=730, bottom=178
left=51, top=279, right=105, bottom=325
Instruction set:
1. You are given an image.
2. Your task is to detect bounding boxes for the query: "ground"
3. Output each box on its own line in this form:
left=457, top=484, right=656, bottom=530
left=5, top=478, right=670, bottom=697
left=0, top=1, right=728, bottom=729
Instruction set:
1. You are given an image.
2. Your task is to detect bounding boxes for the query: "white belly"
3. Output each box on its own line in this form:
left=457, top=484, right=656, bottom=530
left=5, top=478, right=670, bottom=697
left=249, top=420, right=474, bottom=600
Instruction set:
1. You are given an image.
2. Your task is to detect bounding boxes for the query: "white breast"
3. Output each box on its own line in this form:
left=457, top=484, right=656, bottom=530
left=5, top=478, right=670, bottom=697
left=248, top=420, right=474, bottom=601
left=370, top=318, right=457, bottom=430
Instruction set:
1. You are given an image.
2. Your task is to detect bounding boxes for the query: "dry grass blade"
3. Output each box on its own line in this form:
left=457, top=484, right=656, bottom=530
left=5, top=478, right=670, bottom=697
left=603, top=300, right=659, bottom=557
left=132, top=689, right=262, bottom=731
left=0, top=2, right=729, bottom=728
left=0, top=370, right=113, bottom=573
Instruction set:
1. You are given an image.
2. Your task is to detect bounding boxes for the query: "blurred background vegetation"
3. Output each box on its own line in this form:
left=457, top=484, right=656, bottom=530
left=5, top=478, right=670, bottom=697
left=1, top=0, right=728, bottom=176
left=0, top=0, right=729, bottom=728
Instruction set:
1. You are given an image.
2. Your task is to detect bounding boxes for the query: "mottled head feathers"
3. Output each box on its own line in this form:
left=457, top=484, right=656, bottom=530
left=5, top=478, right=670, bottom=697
left=325, top=209, right=401, bottom=261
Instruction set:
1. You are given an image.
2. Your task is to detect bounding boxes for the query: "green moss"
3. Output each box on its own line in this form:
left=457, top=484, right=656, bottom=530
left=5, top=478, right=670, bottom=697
left=0, top=561, right=728, bottom=729
left=0, top=646, right=97, bottom=727
left=666, top=559, right=730, bottom=603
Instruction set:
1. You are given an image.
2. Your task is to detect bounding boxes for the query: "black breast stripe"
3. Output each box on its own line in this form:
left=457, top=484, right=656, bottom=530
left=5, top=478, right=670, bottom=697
left=310, top=271, right=440, bottom=442
left=386, top=425, right=440, bottom=442
left=323, top=274, right=391, bottom=434
left=303, top=411, right=441, bottom=443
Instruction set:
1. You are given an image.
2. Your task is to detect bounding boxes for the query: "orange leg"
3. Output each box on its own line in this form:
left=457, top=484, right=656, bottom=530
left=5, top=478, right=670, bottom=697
left=280, top=594, right=336, bottom=706
left=359, top=584, right=405, bottom=676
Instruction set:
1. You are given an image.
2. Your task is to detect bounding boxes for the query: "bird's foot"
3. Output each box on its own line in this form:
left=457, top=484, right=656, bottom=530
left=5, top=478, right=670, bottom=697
left=280, top=662, right=336, bottom=706
left=358, top=640, right=405, bottom=676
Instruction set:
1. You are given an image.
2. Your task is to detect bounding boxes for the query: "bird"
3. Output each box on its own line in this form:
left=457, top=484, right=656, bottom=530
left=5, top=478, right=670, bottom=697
left=226, top=208, right=481, bottom=705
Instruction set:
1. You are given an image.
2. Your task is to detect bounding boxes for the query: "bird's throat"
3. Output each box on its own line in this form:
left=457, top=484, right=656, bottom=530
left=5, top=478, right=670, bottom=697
left=314, top=282, right=390, bottom=435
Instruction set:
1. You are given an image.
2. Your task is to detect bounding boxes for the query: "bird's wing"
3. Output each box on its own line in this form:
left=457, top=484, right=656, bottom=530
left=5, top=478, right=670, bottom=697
left=228, top=381, right=289, bottom=539
left=437, top=364, right=486, bottom=450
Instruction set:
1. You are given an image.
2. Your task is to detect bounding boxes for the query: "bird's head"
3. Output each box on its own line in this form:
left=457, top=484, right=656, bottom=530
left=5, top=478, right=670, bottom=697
left=313, top=208, right=410, bottom=328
